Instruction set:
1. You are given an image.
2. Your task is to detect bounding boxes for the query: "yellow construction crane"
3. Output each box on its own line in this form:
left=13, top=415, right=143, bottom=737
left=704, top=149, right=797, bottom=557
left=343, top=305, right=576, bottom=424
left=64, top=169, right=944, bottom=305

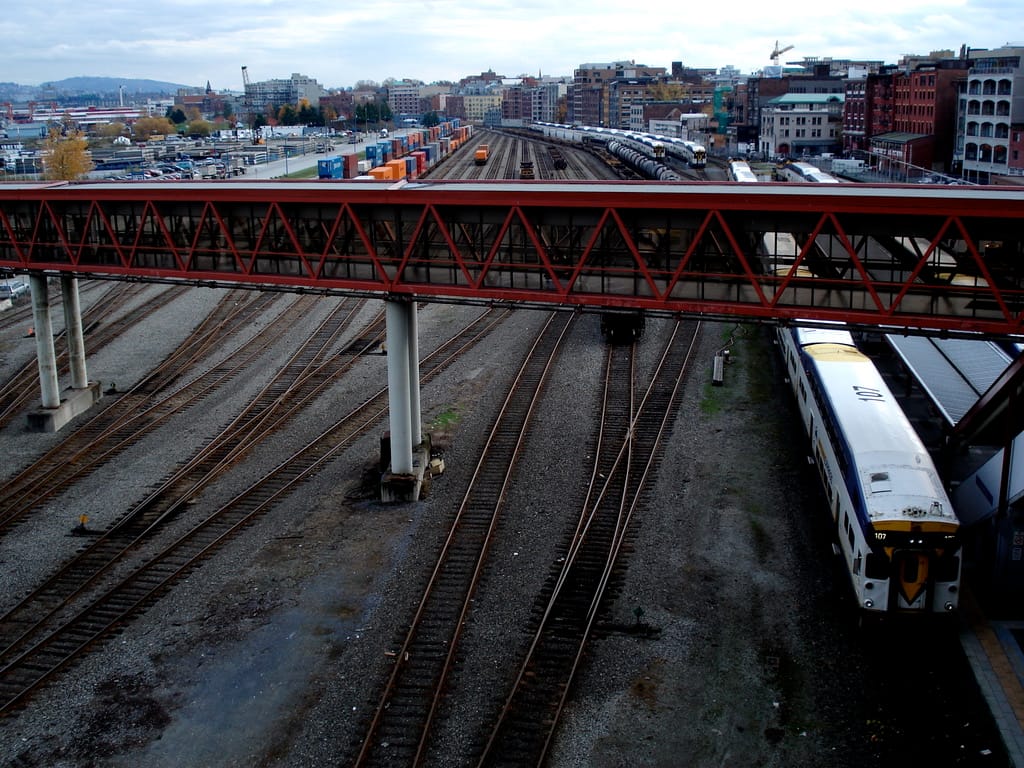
left=771, top=41, right=794, bottom=66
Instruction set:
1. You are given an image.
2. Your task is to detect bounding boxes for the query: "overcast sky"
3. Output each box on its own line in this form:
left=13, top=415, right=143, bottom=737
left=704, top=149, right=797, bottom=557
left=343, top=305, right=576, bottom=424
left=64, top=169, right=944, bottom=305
left=2, top=0, right=1021, bottom=91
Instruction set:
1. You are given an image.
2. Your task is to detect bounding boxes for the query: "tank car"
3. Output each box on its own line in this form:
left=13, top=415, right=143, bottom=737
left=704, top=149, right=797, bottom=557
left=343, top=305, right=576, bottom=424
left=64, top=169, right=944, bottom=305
left=777, top=324, right=961, bottom=614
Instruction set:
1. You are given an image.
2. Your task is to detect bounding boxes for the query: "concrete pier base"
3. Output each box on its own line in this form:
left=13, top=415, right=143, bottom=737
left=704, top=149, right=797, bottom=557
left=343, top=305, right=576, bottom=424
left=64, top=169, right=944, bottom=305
left=380, top=433, right=432, bottom=503
left=26, top=381, right=102, bottom=433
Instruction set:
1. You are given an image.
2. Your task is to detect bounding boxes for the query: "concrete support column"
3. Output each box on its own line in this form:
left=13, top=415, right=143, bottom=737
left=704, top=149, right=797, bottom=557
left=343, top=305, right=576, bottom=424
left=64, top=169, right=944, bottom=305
left=29, top=274, right=61, bottom=409
left=385, top=299, right=414, bottom=475
left=60, top=275, right=88, bottom=389
left=407, top=301, right=422, bottom=447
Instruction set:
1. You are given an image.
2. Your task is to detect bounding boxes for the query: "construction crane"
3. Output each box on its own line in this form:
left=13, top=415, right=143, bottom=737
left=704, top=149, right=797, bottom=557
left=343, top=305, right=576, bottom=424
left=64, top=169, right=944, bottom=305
left=240, top=65, right=263, bottom=144
left=771, top=41, right=794, bottom=66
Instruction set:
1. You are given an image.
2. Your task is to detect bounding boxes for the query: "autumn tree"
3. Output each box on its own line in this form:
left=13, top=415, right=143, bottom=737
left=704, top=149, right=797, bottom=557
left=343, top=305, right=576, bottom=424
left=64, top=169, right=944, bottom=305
left=649, top=83, right=688, bottom=102
left=277, top=104, right=299, bottom=126
left=97, top=122, right=127, bottom=139
left=187, top=119, right=213, bottom=137
left=133, top=116, right=176, bottom=140
left=42, top=127, right=94, bottom=181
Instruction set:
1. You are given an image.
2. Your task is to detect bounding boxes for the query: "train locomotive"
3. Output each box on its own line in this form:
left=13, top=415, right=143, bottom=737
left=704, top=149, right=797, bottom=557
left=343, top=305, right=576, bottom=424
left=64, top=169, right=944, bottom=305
left=777, top=324, right=961, bottom=615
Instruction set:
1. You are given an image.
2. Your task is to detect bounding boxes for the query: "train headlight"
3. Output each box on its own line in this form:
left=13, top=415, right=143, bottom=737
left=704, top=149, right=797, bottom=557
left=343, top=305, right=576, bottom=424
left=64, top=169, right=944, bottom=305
left=945, top=602, right=955, bottom=611
left=864, top=599, right=875, bottom=609
left=864, top=582, right=874, bottom=590
left=948, top=585, right=958, bottom=593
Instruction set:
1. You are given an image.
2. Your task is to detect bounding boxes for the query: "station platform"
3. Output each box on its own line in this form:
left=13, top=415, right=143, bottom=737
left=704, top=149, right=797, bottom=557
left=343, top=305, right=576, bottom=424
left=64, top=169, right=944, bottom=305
left=961, top=592, right=1024, bottom=766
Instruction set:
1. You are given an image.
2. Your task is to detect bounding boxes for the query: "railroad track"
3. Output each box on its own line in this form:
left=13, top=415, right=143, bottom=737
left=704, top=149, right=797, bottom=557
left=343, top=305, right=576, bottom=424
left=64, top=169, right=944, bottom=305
left=0, top=283, right=187, bottom=429
left=0, top=279, right=111, bottom=334
left=0, top=306, right=512, bottom=715
left=0, top=291, right=307, bottom=532
left=422, top=130, right=616, bottom=182
left=350, top=318, right=699, bottom=767
left=478, top=320, right=699, bottom=767
left=0, top=297, right=377, bottom=670
left=353, top=312, right=576, bottom=767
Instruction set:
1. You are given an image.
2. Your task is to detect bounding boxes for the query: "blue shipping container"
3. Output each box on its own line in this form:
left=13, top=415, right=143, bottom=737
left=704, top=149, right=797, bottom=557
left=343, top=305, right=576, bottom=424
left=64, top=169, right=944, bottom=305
left=318, top=156, right=343, bottom=179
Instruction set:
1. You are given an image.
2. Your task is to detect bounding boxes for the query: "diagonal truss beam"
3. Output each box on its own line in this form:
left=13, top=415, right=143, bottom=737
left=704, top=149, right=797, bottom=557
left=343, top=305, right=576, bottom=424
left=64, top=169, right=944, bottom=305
left=0, top=180, right=1023, bottom=337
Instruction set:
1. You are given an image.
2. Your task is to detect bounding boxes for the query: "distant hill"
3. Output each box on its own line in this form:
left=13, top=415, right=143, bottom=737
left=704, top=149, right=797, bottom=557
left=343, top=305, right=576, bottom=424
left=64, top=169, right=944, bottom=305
left=40, top=77, right=194, bottom=95
left=0, top=77, right=195, bottom=102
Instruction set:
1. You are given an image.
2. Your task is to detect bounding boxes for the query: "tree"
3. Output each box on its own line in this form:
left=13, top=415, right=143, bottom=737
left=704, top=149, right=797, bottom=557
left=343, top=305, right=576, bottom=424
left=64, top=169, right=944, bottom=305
left=97, top=122, right=127, bottom=139
left=649, top=83, right=688, bottom=102
left=187, top=119, right=213, bottom=138
left=166, top=106, right=187, bottom=125
left=422, top=111, right=440, bottom=128
left=42, top=127, right=94, bottom=180
left=133, top=116, right=176, bottom=140
left=278, top=104, right=299, bottom=126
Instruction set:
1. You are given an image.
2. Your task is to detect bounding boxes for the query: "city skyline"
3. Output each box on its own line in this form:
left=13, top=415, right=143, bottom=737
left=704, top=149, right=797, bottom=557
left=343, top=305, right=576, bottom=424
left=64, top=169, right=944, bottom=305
left=1, top=0, right=1020, bottom=91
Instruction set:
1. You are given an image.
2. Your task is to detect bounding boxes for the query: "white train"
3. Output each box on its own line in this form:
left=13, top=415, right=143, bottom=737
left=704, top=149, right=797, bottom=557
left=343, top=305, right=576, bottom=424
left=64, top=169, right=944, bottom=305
left=728, top=160, right=758, bottom=183
left=530, top=123, right=707, bottom=169
left=776, top=161, right=840, bottom=183
left=777, top=324, right=961, bottom=614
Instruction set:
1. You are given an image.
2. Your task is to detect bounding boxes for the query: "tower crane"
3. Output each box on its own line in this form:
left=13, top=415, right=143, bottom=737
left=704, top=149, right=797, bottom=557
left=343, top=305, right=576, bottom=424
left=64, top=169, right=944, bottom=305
left=771, top=41, right=794, bottom=66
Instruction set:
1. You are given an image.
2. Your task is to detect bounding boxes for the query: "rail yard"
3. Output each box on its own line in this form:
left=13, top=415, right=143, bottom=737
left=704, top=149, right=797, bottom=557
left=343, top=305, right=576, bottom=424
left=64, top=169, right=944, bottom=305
left=0, top=135, right=1014, bottom=768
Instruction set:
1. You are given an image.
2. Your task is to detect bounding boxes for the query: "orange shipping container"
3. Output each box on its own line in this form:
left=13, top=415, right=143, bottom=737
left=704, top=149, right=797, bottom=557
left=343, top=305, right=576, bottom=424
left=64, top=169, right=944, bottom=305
left=368, top=166, right=392, bottom=180
left=385, top=159, right=407, bottom=180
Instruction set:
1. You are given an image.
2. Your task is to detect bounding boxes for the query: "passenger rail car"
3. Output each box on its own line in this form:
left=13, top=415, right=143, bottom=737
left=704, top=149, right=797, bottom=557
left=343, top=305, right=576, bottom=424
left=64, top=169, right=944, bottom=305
left=776, top=161, right=840, bottom=183
left=777, top=325, right=961, bottom=614
left=728, top=160, right=758, bottom=183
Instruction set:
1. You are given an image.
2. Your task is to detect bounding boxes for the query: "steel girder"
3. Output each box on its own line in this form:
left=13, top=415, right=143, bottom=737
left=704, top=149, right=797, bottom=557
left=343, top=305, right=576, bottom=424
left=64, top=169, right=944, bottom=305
left=1, top=179, right=1023, bottom=337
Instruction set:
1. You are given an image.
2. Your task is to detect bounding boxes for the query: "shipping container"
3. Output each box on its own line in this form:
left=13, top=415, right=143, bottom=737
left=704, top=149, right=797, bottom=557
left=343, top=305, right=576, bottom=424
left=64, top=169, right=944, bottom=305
left=317, top=156, right=343, bottom=179
left=385, top=158, right=407, bottom=180
left=342, top=154, right=360, bottom=178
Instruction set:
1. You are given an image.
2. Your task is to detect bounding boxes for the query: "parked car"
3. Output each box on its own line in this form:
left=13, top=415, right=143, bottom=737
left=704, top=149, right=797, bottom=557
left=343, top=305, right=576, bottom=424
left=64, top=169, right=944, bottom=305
left=0, top=280, right=29, bottom=300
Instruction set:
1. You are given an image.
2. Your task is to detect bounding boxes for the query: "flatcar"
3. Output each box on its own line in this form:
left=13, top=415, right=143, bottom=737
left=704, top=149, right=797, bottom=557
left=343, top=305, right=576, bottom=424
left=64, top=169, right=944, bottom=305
left=777, top=324, right=961, bottom=614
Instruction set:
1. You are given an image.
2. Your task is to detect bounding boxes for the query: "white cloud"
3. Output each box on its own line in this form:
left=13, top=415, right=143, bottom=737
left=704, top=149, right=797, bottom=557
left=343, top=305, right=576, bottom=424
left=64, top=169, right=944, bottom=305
left=0, top=0, right=1019, bottom=88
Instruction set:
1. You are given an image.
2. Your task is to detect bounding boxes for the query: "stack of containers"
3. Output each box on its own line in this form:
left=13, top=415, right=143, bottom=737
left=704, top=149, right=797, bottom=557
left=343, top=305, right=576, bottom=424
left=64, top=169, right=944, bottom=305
left=404, top=156, right=417, bottom=179
left=342, top=154, right=360, bottom=178
left=410, top=150, right=427, bottom=175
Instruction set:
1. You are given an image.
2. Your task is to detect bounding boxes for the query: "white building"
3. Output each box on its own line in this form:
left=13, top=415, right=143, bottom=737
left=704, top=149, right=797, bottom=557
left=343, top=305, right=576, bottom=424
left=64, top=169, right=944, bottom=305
left=955, top=46, right=1024, bottom=183
left=759, top=93, right=844, bottom=158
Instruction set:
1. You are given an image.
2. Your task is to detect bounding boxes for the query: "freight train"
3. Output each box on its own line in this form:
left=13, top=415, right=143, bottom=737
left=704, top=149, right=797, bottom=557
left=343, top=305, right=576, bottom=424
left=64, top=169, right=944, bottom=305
left=777, top=324, right=962, bottom=615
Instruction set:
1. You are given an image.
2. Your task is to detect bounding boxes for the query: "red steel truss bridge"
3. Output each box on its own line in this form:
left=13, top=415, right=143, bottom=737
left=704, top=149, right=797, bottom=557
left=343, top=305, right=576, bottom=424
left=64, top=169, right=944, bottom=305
left=2, top=179, right=1023, bottom=338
